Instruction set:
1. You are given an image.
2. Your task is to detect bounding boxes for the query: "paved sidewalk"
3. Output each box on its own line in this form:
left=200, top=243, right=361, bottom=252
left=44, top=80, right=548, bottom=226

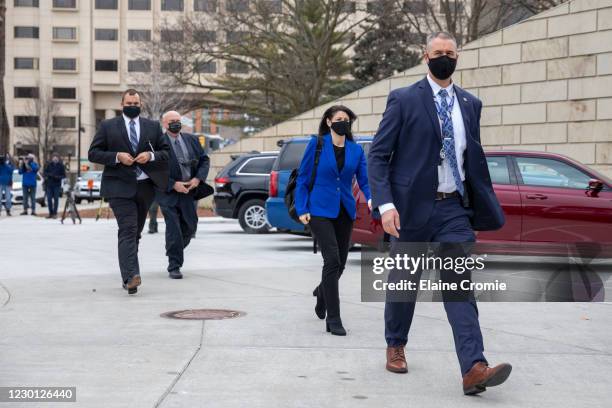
left=0, top=216, right=611, bottom=407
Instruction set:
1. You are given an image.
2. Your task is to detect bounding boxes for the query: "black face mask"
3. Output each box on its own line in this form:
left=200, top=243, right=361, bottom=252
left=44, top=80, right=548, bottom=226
left=427, top=55, right=457, bottom=80
left=330, top=120, right=351, bottom=137
left=168, top=121, right=182, bottom=134
left=123, top=105, right=141, bottom=119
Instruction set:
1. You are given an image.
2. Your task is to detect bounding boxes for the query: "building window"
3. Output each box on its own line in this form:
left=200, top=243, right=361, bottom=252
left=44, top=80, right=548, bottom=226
left=14, top=57, right=38, bottom=69
left=53, top=27, right=78, bottom=41
left=53, top=58, right=77, bottom=71
left=226, top=30, right=246, bottom=43
left=161, top=30, right=184, bottom=42
left=341, top=1, right=355, bottom=12
left=226, top=0, right=248, bottom=12
left=53, top=0, right=77, bottom=8
left=95, top=0, right=117, bottom=9
left=161, top=60, right=183, bottom=73
left=14, top=87, right=39, bottom=98
left=14, top=26, right=39, bottom=39
left=403, top=1, right=427, bottom=14
left=194, top=60, right=216, bottom=73
left=53, top=116, right=76, bottom=129
left=194, top=30, right=216, bottom=43
left=53, top=87, right=77, bottom=99
left=226, top=61, right=249, bottom=74
left=95, top=60, right=118, bottom=71
left=264, top=0, right=281, bottom=13
left=128, top=29, right=151, bottom=41
left=128, top=0, right=150, bottom=10
left=128, top=60, right=151, bottom=72
left=161, top=0, right=183, bottom=11
left=194, top=0, right=216, bottom=12
left=14, top=116, right=39, bottom=128
left=14, top=0, right=39, bottom=7
left=95, top=28, right=118, bottom=41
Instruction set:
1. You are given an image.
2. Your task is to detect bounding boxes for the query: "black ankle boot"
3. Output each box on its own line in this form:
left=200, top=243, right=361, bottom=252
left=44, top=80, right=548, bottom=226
left=326, top=320, right=346, bottom=336
left=313, top=287, right=325, bottom=320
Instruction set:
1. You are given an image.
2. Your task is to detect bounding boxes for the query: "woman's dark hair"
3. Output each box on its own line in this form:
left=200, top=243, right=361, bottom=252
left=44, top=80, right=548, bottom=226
left=318, top=105, right=357, bottom=141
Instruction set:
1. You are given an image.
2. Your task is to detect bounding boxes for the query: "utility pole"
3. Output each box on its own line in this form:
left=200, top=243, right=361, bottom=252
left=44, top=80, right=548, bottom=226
left=77, top=102, right=83, bottom=179
left=0, top=0, right=10, bottom=155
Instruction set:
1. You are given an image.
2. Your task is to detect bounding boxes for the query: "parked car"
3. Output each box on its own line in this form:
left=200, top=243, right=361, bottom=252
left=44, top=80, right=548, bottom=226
left=352, top=150, right=612, bottom=257
left=7, top=169, right=45, bottom=207
left=214, top=151, right=278, bottom=233
left=74, top=171, right=102, bottom=203
left=266, top=136, right=373, bottom=234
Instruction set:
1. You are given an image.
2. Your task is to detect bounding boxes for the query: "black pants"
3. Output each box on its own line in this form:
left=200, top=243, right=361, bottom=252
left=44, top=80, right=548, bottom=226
left=108, top=180, right=155, bottom=283
left=309, top=206, right=354, bottom=323
left=160, top=193, right=198, bottom=272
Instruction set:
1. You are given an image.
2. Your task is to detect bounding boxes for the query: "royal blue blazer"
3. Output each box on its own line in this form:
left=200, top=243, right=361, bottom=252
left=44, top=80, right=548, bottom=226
left=295, top=134, right=371, bottom=220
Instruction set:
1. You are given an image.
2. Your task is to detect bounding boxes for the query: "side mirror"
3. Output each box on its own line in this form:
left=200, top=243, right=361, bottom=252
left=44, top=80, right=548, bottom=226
left=585, top=179, right=604, bottom=197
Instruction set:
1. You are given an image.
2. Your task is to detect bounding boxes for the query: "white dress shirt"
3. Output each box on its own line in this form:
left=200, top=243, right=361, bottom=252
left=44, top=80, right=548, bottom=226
left=378, top=74, right=467, bottom=215
left=118, top=114, right=154, bottom=181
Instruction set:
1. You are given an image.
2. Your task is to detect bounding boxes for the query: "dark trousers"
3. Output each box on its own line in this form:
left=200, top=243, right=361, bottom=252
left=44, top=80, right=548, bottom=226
left=309, top=206, right=353, bottom=323
left=46, top=185, right=61, bottom=215
left=148, top=201, right=159, bottom=232
left=160, top=193, right=198, bottom=272
left=384, top=196, right=486, bottom=375
left=23, top=185, right=36, bottom=212
left=108, top=180, right=155, bottom=283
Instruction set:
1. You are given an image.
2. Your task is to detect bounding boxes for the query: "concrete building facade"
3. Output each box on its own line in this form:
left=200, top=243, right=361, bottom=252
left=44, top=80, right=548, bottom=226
left=215, top=0, right=612, bottom=181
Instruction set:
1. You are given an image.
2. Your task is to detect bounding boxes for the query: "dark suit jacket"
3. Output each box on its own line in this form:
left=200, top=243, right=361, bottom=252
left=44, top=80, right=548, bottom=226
left=367, top=76, right=505, bottom=232
left=88, top=115, right=170, bottom=199
left=155, top=132, right=210, bottom=207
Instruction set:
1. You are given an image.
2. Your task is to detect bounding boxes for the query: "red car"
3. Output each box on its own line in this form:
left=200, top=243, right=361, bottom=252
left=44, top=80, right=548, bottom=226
left=353, top=150, right=612, bottom=257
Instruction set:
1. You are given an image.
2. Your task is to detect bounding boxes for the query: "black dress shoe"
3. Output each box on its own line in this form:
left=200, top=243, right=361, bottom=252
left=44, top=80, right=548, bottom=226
left=326, top=321, right=347, bottom=336
left=169, top=270, right=183, bottom=279
left=313, top=287, right=325, bottom=320
left=122, top=282, right=138, bottom=295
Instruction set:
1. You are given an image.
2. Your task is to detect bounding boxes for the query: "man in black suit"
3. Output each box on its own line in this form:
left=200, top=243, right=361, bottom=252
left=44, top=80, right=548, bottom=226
left=368, top=32, right=511, bottom=395
left=88, top=89, right=170, bottom=295
left=156, top=110, right=210, bottom=279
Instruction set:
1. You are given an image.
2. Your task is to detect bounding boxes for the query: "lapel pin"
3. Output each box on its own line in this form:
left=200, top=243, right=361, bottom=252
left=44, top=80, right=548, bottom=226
left=463, top=97, right=468, bottom=102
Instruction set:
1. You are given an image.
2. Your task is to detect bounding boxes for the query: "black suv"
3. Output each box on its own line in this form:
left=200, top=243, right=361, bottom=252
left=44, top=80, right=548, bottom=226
left=213, top=151, right=278, bottom=233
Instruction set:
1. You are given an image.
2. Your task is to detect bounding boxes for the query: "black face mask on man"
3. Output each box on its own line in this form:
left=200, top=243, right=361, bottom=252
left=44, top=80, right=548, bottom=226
left=123, top=105, right=141, bottom=119
left=330, top=120, right=351, bottom=137
left=168, top=121, right=182, bottom=134
left=427, top=55, right=457, bottom=80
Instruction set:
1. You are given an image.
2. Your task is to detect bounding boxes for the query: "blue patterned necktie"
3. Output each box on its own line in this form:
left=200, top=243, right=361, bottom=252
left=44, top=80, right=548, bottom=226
left=437, top=88, right=464, bottom=196
left=129, top=119, right=142, bottom=177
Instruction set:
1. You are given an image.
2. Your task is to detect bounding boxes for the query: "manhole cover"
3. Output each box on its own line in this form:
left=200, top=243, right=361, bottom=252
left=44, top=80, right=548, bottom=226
left=161, top=309, right=245, bottom=320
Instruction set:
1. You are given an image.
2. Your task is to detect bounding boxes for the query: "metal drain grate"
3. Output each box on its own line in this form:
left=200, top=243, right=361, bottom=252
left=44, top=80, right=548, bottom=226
left=161, top=309, right=245, bottom=320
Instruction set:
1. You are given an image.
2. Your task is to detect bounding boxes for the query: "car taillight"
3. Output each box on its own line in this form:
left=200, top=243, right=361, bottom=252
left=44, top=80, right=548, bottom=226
left=269, top=171, right=278, bottom=197
left=215, top=176, right=230, bottom=188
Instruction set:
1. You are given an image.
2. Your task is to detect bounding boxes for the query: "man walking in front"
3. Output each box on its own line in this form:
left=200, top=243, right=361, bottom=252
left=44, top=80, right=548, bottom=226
left=368, top=32, right=511, bottom=395
left=157, top=111, right=210, bottom=279
left=88, top=89, right=170, bottom=295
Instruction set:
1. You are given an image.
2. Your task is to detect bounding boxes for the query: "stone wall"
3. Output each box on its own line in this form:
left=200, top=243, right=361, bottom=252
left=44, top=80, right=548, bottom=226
left=209, top=0, right=612, bottom=180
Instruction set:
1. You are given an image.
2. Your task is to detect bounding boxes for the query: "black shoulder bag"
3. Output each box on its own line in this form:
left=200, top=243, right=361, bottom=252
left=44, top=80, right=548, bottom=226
left=285, top=136, right=323, bottom=223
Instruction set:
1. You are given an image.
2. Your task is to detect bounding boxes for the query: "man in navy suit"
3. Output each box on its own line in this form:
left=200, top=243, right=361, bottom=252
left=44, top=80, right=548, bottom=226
left=156, top=111, right=210, bottom=279
left=368, top=32, right=511, bottom=395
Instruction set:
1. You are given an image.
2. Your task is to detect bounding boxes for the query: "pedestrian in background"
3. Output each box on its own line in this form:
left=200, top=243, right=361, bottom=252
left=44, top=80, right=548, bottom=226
left=295, top=105, right=371, bottom=336
left=148, top=201, right=159, bottom=234
left=156, top=110, right=210, bottom=279
left=43, top=153, right=66, bottom=219
left=19, top=154, right=39, bottom=216
left=0, top=153, right=14, bottom=216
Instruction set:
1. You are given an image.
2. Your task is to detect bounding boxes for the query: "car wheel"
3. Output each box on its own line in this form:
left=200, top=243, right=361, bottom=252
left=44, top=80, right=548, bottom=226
left=75, top=197, right=82, bottom=204
left=238, top=199, right=271, bottom=234
left=38, top=197, right=46, bottom=207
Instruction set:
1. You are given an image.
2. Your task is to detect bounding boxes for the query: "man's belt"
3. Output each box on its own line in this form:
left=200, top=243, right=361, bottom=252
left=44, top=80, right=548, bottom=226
left=435, top=191, right=459, bottom=200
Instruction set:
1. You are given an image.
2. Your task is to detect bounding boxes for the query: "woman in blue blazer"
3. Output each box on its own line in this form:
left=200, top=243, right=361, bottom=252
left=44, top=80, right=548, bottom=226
left=295, top=105, right=371, bottom=336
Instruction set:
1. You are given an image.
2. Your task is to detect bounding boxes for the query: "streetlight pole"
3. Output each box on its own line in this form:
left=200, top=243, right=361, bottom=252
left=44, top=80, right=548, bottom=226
left=77, top=101, right=82, bottom=179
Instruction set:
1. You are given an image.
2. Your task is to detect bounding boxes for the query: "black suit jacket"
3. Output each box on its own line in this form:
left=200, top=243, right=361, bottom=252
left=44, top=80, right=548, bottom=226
left=368, top=77, right=505, bottom=232
left=88, top=115, right=170, bottom=198
left=155, top=132, right=210, bottom=207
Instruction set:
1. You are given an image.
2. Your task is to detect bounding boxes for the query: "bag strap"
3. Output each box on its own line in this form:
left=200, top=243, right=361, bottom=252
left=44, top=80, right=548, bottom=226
left=308, top=136, right=323, bottom=192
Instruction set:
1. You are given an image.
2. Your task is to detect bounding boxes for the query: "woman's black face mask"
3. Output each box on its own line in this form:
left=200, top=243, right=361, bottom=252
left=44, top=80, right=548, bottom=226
left=330, top=120, right=351, bottom=136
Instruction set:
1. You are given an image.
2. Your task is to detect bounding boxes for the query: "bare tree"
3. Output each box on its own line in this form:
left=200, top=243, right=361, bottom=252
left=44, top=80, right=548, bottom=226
left=0, top=0, right=10, bottom=154
left=151, top=0, right=375, bottom=128
left=20, top=86, right=65, bottom=166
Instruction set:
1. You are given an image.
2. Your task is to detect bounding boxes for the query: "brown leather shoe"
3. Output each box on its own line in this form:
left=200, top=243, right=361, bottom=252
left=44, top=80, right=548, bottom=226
left=126, top=275, right=141, bottom=290
left=463, top=362, right=512, bottom=395
left=386, top=346, right=408, bottom=373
